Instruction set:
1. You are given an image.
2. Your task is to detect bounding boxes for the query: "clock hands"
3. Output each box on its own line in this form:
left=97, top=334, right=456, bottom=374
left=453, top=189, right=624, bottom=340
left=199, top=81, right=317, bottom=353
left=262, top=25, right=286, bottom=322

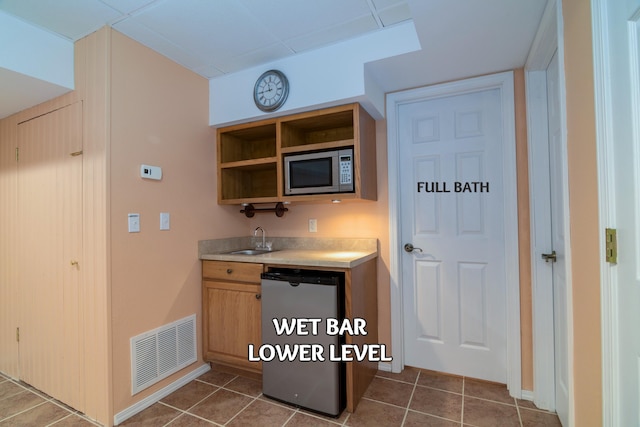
left=254, top=70, right=288, bottom=111
left=258, top=82, right=283, bottom=96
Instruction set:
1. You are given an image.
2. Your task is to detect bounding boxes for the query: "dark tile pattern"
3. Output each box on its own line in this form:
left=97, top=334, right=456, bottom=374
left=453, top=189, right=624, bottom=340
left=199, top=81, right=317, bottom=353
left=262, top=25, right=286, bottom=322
left=0, top=401, right=69, bottom=426
left=409, top=386, right=462, bottom=421
left=520, top=407, right=563, bottom=427
left=0, top=365, right=563, bottom=427
left=118, top=403, right=181, bottom=426
left=362, top=376, right=414, bottom=407
left=416, top=369, right=464, bottom=394
left=159, top=380, right=217, bottom=410
left=463, top=397, right=520, bottom=427
left=0, top=377, right=100, bottom=427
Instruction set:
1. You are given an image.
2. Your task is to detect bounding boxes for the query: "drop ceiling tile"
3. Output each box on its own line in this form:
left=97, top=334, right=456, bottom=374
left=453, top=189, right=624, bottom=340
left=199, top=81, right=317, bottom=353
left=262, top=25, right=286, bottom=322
left=100, top=0, right=158, bottom=15
left=192, top=64, right=224, bottom=79
left=286, top=14, right=379, bottom=53
left=131, top=0, right=278, bottom=61
left=377, top=3, right=412, bottom=27
left=0, top=0, right=121, bottom=40
left=218, top=43, right=293, bottom=74
left=237, top=0, right=372, bottom=41
left=113, top=18, right=208, bottom=70
left=371, top=0, right=407, bottom=10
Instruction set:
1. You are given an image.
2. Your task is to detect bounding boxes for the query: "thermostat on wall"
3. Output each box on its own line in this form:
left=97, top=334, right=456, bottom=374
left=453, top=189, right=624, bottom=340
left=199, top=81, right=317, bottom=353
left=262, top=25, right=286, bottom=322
left=140, top=164, right=162, bottom=180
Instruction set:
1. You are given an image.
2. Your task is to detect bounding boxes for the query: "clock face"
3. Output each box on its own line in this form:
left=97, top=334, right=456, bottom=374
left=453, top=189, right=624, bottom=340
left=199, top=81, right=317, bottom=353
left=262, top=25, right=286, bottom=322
left=254, top=70, right=289, bottom=112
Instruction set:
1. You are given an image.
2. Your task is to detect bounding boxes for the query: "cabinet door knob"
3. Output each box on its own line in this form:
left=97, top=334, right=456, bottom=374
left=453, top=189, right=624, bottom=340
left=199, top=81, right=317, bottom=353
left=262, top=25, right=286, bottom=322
left=255, top=294, right=261, bottom=300
left=226, top=269, right=233, bottom=274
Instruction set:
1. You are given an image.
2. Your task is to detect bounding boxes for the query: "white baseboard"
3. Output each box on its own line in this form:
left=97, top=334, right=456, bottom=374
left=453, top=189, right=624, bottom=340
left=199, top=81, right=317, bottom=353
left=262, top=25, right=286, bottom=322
left=113, top=363, right=211, bottom=426
left=377, top=362, right=393, bottom=373
left=520, top=389, right=535, bottom=402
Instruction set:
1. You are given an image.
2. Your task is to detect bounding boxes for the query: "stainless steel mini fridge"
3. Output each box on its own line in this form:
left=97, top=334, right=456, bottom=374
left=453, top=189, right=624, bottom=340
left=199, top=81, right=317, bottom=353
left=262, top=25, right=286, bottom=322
left=260, top=268, right=345, bottom=417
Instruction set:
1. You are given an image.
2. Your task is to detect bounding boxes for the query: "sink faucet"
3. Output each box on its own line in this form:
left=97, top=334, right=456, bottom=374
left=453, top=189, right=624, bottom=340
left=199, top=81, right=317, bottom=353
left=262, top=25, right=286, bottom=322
left=254, top=226, right=266, bottom=250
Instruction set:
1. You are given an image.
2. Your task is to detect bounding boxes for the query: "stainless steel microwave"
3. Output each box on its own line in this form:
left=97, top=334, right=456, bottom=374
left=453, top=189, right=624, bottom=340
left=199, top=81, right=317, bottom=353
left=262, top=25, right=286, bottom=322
left=284, top=148, right=354, bottom=195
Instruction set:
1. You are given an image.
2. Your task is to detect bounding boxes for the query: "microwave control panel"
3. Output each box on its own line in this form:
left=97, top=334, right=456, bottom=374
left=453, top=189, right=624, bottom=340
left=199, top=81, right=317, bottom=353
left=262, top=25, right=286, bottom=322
left=339, top=155, right=352, bottom=184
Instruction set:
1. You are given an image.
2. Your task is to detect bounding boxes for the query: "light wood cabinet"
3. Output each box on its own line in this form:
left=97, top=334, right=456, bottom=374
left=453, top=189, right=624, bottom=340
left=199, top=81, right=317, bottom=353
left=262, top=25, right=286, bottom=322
left=201, top=257, right=378, bottom=412
left=216, top=103, right=377, bottom=204
left=202, top=261, right=264, bottom=373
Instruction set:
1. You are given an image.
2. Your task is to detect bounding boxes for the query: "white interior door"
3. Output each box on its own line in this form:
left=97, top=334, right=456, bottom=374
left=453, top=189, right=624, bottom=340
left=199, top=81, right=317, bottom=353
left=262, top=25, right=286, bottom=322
left=595, top=1, right=640, bottom=425
left=545, top=51, right=569, bottom=426
left=400, top=87, right=507, bottom=383
left=17, top=102, right=84, bottom=411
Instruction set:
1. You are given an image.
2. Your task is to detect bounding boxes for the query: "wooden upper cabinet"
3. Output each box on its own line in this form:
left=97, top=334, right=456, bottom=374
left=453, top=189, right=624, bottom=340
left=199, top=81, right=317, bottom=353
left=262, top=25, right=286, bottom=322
left=216, top=103, right=377, bottom=204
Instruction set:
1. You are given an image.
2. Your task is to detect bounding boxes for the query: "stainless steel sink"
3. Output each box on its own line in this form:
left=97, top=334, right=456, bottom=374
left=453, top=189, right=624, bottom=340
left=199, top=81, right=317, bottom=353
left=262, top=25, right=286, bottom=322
left=225, top=249, right=278, bottom=256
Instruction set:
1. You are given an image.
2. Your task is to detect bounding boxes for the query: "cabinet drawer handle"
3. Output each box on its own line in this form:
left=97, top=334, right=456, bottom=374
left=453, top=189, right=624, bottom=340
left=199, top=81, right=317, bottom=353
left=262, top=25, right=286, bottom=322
left=226, top=269, right=233, bottom=274
left=255, top=294, right=261, bottom=300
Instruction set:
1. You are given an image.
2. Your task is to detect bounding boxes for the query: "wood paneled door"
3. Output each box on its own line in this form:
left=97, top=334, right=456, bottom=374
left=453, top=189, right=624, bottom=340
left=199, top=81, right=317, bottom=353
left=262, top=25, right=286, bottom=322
left=17, top=102, right=85, bottom=411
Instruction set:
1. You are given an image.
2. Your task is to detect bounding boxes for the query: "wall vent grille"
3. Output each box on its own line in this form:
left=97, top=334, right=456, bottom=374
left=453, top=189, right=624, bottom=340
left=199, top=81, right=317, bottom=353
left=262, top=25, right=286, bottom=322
left=131, top=314, right=197, bottom=395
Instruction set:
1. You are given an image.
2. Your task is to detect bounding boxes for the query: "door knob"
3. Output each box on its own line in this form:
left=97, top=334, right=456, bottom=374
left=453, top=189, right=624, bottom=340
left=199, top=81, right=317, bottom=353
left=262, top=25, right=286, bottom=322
left=541, top=250, right=557, bottom=263
left=70, top=260, right=79, bottom=267
left=404, top=243, right=423, bottom=253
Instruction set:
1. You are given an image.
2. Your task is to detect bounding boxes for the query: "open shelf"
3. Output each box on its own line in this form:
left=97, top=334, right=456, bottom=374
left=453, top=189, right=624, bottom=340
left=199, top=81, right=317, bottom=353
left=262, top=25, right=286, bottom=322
left=281, top=110, right=354, bottom=149
left=220, top=162, right=278, bottom=202
left=216, top=103, right=376, bottom=204
left=219, top=122, right=276, bottom=163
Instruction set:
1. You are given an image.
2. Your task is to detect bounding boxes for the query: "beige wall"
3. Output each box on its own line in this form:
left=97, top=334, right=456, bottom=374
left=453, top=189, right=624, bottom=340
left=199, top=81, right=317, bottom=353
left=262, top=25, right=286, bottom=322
left=0, top=28, right=112, bottom=424
left=514, top=68, right=534, bottom=391
left=562, top=0, right=603, bottom=424
left=109, top=30, right=247, bottom=414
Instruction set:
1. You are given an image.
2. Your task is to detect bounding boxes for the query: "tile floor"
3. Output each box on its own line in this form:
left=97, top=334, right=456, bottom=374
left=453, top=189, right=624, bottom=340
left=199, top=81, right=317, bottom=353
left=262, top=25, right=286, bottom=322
left=0, top=366, right=562, bottom=426
left=0, top=372, right=99, bottom=426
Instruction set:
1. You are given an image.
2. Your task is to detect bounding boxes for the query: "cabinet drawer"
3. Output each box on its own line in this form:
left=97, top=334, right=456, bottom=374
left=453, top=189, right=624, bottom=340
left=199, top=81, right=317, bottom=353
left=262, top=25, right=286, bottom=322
left=203, top=261, right=263, bottom=283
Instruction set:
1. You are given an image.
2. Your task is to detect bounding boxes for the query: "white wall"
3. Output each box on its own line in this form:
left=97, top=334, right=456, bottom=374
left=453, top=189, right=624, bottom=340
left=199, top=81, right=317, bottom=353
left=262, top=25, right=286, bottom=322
left=0, top=11, right=74, bottom=118
left=209, top=21, right=420, bottom=126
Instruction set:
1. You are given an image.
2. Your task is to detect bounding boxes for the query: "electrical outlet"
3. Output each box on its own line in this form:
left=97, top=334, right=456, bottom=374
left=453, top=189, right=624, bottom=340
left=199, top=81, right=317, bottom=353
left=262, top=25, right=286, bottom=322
left=308, top=218, right=318, bottom=233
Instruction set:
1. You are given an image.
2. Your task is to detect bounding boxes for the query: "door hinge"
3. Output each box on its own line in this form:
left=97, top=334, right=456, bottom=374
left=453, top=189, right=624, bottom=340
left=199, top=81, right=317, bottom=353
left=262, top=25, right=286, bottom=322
left=16, top=327, right=19, bottom=343
left=15, top=147, right=18, bottom=162
left=605, top=228, right=617, bottom=264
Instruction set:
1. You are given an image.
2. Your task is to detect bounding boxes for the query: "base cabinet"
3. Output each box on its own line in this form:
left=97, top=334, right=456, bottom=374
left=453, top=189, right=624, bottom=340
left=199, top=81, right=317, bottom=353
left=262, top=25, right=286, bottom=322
left=202, top=261, right=263, bottom=373
left=201, top=257, right=377, bottom=411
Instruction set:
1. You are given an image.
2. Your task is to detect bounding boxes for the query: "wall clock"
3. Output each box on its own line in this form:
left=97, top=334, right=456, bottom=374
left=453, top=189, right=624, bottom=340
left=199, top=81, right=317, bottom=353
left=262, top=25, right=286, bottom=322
left=253, top=69, right=289, bottom=112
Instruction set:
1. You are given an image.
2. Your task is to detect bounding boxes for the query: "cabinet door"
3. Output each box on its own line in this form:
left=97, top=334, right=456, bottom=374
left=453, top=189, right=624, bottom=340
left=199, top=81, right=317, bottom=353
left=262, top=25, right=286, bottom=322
left=203, top=280, right=261, bottom=372
left=17, top=102, right=85, bottom=411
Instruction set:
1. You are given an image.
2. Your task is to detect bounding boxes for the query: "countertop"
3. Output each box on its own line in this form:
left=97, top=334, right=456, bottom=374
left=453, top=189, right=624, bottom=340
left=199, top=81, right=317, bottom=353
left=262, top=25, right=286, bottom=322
left=199, top=237, right=378, bottom=269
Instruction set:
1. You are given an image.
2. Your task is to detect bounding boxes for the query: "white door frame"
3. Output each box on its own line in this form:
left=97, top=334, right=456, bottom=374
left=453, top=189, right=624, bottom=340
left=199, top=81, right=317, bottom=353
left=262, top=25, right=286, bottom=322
left=386, top=71, right=522, bottom=396
left=524, top=0, right=575, bottom=417
left=591, top=0, right=621, bottom=425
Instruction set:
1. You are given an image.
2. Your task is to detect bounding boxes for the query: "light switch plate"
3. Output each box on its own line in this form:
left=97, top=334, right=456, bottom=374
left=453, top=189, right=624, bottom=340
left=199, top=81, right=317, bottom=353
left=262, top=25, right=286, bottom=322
left=160, top=212, right=170, bottom=230
left=128, top=213, right=140, bottom=233
left=308, top=218, right=317, bottom=233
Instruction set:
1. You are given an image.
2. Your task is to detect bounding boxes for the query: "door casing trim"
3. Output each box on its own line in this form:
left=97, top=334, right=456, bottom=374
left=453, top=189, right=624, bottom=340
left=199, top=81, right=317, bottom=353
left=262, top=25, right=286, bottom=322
left=591, top=0, right=621, bottom=425
left=524, top=0, right=575, bottom=420
left=386, top=70, right=521, bottom=396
